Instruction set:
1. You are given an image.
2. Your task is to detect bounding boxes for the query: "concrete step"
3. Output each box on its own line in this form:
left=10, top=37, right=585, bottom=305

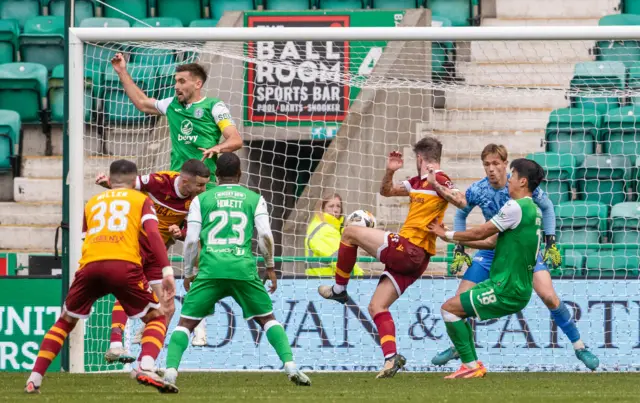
left=0, top=202, right=61, bottom=225
left=443, top=87, right=568, bottom=110
left=21, top=155, right=120, bottom=180
left=482, top=18, right=601, bottom=26
left=495, top=0, right=619, bottom=19
left=428, top=130, right=545, bottom=158
left=457, top=62, right=576, bottom=87
left=469, top=40, right=594, bottom=64
left=22, top=126, right=63, bottom=157
left=14, top=177, right=103, bottom=203
left=0, top=225, right=60, bottom=250
left=425, top=110, right=550, bottom=132
left=21, top=156, right=63, bottom=179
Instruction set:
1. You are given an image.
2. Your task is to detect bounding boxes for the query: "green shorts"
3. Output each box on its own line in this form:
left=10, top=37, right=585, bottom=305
left=460, top=280, right=529, bottom=321
left=181, top=276, right=273, bottom=320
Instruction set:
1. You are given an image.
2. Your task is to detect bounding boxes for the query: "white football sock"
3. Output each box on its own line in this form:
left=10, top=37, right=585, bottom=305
left=110, top=341, right=123, bottom=349
left=573, top=340, right=585, bottom=350
left=463, top=361, right=478, bottom=369
left=333, top=284, right=345, bottom=294
left=27, top=372, right=43, bottom=387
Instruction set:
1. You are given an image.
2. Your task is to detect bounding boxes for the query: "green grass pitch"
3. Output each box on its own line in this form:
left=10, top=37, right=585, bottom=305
left=2, top=372, right=640, bottom=402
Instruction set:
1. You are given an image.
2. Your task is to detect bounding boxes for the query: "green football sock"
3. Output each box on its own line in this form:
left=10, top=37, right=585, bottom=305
left=445, top=319, right=477, bottom=364
left=465, top=320, right=478, bottom=361
left=166, top=326, right=190, bottom=370
left=266, top=321, right=293, bottom=364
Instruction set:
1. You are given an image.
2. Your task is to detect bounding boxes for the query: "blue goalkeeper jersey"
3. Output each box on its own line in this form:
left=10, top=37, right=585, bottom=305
left=455, top=175, right=554, bottom=234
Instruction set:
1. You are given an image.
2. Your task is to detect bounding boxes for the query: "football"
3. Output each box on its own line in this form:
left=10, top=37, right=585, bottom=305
left=345, top=210, right=377, bottom=228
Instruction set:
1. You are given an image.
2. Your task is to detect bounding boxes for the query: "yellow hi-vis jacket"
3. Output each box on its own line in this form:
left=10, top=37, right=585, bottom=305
left=304, top=213, right=364, bottom=277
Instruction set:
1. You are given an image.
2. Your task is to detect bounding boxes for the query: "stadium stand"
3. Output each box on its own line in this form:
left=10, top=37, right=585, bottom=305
left=0, top=0, right=41, bottom=31
left=19, top=16, right=64, bottom=72
left=102, top=0, right=149, bottom=25
left=263, top=0, right=313, bottom=10
left=0, top=109, right=20, bottom=173
left=156, top=0, right=204, bottom=27
left=46, top=0, right=95, bottom=26
left=0, top=19, right=18, bottom=64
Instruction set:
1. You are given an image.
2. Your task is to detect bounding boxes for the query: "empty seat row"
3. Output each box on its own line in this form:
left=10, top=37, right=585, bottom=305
left=527, top=152, right=639, bottom=206
left=548, top=200, right=640, bottom=274
left=0, top=16, right=63, bottom=69
left=545, top=106, right=640, bottom=164
left=0, top=0, right=94, bottom=29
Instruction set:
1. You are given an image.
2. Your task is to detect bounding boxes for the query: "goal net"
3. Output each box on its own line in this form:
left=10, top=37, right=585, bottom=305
left=69, top=20, right=640, bottom=373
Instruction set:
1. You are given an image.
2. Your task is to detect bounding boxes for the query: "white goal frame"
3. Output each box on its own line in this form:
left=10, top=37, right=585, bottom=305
left=67, top=25, right=640, bottom=373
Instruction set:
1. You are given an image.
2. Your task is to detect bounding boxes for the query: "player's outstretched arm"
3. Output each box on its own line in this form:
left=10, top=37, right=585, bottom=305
left=428, top=220, right=500, bottom=243
left=458, top=234, right=498, bottom=250
left=255, top=196, right=277, bottom=292
left=111, top=53, right=160, bottom=115
left=141, top=199, right=175, bottom=296
left=534, top=189, right=561, bottom=268
left=379, top=151, right=410, bottom=197
left=426, top=166, right=467, bottom=209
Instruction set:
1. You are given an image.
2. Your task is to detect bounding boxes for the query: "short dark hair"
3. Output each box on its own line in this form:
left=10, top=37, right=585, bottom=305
left=109, top=159, right=138, bottom=184
left=510, top=158, right=545, bottom=192
left=180, top=159, right=211, bottom=178
left=176, top=63, right=207, bottom=83
left=413, top=137, right=443, bottom=163
left=216, top=153, right=241, bottom=179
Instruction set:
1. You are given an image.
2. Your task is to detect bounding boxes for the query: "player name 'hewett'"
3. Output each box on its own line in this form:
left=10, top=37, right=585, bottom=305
left=216, top=199, right=244, bottom=209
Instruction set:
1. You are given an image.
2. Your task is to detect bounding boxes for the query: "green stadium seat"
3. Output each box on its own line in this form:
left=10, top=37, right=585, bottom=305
left=80, top=18, right=131, bottom=85
left=595, top=15, right=640, bottom=67
left=103, top=0, right=149, bottom=26
left=576, top=154, right=630, bottom=206
left=526, top=153, right=575, bottom=205
left=625, top=61, right=640, bottom=104
left=561, top=248, right=585, bottom=271
left=156, top=0, right=203, bottom=27
left=373, top=0, right=419, bottom=8
left=133, top=17, right=183, bottom=28
left=0, top=0, right=41, bottom=31
left=545, top=107, right=600, bottom=165
left=131, top=18, right=181, bottom=65
left=210, top=0, right=255, bottom=20
left=19, top=16, right=64, bottom=72
left=101, top=64, right=157, bottom=123
left=47, top=0, right=95, bottom=26
left=47, top=64, right=94, bottom=124
left=555, top=200, right=608, bottom=245
left=601, top=106, right=640, bottom=160
left=431, top=16, right=454, bottom=81
left=570, top=61, right=626, bottom=115
left=0, top=109, right=20, bottom=172
left=264, top=0, right=312, bottom=10
left=585, top=248, right=639, bottom=278
left=425, top=0, right=471, bottom=27
left=624, top=1, right=640, bottom=14
left=0, top=19, right=18, bottom=64
left=318, top=0, right=366, bottom=9
left=0, top=62, right=47, bottom=122
left=189, top=19, right=218, bottom=27
left=610, top=202, right=640, bottom=244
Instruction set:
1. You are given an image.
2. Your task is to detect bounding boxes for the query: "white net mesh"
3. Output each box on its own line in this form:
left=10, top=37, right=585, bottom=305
left=77, top=32, right=640, bottom=372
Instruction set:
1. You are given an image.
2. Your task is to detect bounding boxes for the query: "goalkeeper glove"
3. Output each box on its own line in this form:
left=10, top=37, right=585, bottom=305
left=543, top=235, right=562, bottom=269
left=450, top=244, right=472, bottom=275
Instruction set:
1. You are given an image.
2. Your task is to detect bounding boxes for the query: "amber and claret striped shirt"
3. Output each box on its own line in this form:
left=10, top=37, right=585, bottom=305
left=399, top=171, right=457, bottom=256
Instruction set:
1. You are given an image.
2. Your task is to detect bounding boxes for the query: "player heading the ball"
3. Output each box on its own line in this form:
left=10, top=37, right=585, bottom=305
left=110, top=53, right=242, bottom=186
left=318, top=137, right=467, bottom=379
left=164, top=153, right=311, bottom=388
left=95, top=159, right=211, bottom=364
left=25, top=160, right=177, bottom=394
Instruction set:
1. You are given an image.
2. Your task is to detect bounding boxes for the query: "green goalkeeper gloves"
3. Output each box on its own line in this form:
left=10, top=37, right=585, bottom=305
left=543, top=235, right=562, bottom=269
left=450, top=245, right=472, bottom=275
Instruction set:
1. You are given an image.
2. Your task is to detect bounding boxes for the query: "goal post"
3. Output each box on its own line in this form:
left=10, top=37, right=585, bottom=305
left=67, top=24, right=640, bottom=373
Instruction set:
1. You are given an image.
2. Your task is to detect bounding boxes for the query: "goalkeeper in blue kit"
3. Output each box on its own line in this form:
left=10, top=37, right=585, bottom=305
left=431, top=144, right=599, bottom=370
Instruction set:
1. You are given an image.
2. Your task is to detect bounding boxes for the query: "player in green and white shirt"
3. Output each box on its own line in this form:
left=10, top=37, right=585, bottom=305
left=163, top=153, right=311, bottom=389
left=111, top=53, right=243, bottom=186
left=428, top=158, right=545, bottom=379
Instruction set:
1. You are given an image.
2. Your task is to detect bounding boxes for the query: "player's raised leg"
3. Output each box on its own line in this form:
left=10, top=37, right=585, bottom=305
left=533, top=264, right=599, bottom=370
left=369, top=277, right=406, bottom=378
left=440, top=294, right=486, bottom=379
left=105, top=300, right=136, bottom=364
left=318, top=225, right=387, bottom=302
